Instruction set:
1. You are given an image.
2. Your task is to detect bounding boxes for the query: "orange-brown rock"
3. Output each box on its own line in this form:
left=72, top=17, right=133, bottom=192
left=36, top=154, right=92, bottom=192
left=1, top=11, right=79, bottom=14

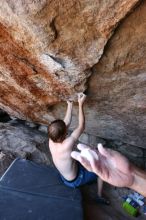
left=0, top=0, right=146, bottom=148
left=0, top=23, right=72, bottom=123
left=0, top=0, right=139, bottom=123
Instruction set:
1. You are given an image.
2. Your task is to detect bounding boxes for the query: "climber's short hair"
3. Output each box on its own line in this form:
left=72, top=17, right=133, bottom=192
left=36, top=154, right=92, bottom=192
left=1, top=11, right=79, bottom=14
left=48, top=119, right=67, bottom=143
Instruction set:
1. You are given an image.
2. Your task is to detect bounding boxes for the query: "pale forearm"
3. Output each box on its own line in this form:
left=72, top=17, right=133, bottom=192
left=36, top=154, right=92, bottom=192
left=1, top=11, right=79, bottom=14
left=70, top=103, right=85, bottom=141
left=130, top=165, right=146, bottom=197
left=64, top=102, right=73, bottom=127
left=78, top=103, right=85, bottom=131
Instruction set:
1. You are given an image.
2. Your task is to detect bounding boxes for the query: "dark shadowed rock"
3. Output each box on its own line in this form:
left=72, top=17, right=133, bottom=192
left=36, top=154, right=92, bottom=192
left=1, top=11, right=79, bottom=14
left=0, top=122, right=52, bottom=168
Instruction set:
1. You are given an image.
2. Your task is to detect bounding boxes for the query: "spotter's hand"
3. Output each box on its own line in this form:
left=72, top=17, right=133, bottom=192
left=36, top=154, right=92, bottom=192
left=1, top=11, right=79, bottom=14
left=71, top=143, right=134, bottom=188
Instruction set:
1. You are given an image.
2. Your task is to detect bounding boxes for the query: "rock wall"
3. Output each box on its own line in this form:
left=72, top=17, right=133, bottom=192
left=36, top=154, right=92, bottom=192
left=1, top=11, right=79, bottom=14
left=0, top=0, right=146, bottom=149
left=0, top=120, right=51, bottom=175
left=50, top=1, right=146, bottom=148
left=87, top=0, right=146, bottom=148
left=0, top=0, right=139, bottom=121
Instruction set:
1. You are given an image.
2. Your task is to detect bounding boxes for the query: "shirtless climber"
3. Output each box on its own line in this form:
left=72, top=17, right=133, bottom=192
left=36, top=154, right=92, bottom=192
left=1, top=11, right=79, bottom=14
left=48, top=93, right=109, bottom=204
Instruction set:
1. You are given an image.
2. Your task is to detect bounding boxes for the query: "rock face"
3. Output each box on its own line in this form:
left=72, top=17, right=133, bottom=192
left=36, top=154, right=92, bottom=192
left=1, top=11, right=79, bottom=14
left=0, top=0, right=146, bottom=149
left=49, top=1, right=146, bottom=148
left=0, top=0, right=139, bottom=122
left=0, top=121, right=51, bottom=170
left=87, top=0, right=146, bottom=148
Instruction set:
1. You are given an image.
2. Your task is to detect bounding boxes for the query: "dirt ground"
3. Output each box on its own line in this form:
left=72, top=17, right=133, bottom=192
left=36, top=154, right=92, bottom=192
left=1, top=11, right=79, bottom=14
left=81, top=183, right=146, bottom=220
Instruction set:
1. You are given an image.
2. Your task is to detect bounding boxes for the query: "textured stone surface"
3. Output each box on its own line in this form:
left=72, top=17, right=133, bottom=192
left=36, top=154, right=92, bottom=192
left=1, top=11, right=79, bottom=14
left=0, top=0, right=139, bottom=123
left=86, top=1, right=146, bottom=148
left=0, top=0, right=146, bottom=150
left=0, top=151, right=15, bottom=176
left=0, top=122, right=52, bottom=166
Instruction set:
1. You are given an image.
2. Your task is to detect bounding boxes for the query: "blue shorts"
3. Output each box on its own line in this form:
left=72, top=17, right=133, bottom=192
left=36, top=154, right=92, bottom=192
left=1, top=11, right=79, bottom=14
left=60, top=164, right=97, bottom=188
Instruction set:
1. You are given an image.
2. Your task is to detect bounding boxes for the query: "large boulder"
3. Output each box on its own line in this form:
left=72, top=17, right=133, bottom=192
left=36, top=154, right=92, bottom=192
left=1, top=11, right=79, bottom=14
left=51, top=1, right=146, bottom=148
left=0, top=0, right=145, bottom=149
left=86, top=0, right=146, bottom=148
left=0, top=121, right=51, bottom=166
left=0, top=0, right=139, bottom=123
